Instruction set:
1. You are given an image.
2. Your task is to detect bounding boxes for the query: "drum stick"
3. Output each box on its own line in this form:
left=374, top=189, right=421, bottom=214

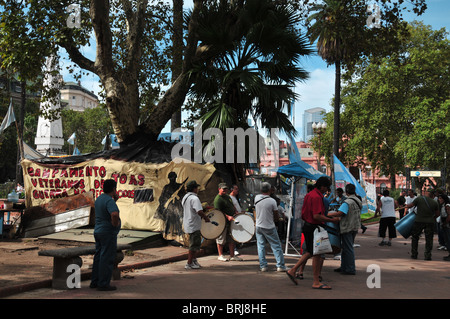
left=225, top=214, right=240, bottom=224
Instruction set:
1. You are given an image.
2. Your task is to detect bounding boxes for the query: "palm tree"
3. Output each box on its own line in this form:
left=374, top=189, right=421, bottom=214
left=187, top=0, right=312, bottom=181
left=307, top=0, right=365, bottom=159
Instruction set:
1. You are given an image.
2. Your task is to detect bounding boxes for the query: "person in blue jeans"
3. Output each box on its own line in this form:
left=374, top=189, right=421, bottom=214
left=328, top=184, right=362, bottom=275
left=254, top=182, right=286, bottom=272
left=90, top=179, right=121, bottom=291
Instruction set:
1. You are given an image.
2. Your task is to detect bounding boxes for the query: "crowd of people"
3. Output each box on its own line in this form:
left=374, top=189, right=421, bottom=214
left=91, top=177, right=450, bottom=292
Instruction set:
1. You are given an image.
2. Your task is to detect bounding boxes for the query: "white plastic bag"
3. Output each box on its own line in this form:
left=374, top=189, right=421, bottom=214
left=313, top=226, right=332, bottom=255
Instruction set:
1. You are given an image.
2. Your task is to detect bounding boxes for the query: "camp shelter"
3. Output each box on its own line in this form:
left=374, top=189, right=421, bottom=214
left=21, top=137, right=226, bottom=245
left=276, top=159, right=328, bottom=257
left=276, top=162, right=327, bottom=181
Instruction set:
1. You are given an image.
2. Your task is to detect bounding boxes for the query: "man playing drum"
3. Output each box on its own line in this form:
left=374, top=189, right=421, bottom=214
left=214, top=183, right=243, bottom=261
left=182, top=180, right=210, bottom=269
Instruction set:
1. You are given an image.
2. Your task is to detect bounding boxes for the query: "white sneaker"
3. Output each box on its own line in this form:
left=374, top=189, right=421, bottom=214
left=218, top=255, right=229, bottom=261
left=192, top=259, right=202, bottom=268
left=277, top=267, right=287, bottom=272
left=260, top=267, right=268, bottom=272
left=185, top=263, right=200, bottom=269
left=234, top=249, right=240, bottom=256
left=230, top=256, right=243, bottom=261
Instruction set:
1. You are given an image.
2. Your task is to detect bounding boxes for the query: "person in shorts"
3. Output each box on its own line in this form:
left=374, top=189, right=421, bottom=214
left=286, top=177, right=339, bottom=289
left=182, top=180, right=210, bottom=269
left=213, top=183, right=242, bottom=261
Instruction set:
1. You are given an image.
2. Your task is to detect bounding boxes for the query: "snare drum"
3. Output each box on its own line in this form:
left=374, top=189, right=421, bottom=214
left=201, top=210, right=226, bottom=240
left=230, top=213, right=256, bottom=243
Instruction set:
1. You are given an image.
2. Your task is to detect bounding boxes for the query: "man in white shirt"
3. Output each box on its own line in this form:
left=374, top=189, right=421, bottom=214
left=230, top=184, right=243, bottom=256
left=230, top=184, right=242, bottom=213
left=375, top=189, right=398, bottom=246
left=182, top=180, right=210, bottom=269
left=406, top=189, right=417, bottom=215
left=254, top=182, right=286, bottom=272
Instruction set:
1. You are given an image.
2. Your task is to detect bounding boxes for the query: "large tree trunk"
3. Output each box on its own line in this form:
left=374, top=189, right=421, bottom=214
left=60, top=0, right=202, bottom=144
left=102, top=76, right=140, bottom=143
left=141, top=0, right=202, bottom=138
left=170, top=0, right=184, bottom=131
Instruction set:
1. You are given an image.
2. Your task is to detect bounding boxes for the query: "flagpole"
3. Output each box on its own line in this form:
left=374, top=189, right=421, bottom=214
left=11, top=96, right=24, bottom=185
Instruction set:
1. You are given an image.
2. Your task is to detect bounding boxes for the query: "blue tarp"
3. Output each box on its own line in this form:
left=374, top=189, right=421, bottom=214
left=277, top=162, right=328, bottom=180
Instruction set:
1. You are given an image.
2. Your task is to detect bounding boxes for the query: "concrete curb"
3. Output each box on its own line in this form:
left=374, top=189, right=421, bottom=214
left=0, top=249, right=207, bottom=298
left=0, top=279, right=53, bottom=299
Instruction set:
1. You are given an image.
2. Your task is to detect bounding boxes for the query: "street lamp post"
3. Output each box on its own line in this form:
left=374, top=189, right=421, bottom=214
left=312, top=121, right=327, bottom=174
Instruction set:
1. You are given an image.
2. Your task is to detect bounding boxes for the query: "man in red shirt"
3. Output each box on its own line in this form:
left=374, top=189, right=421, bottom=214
left=286, top=176, right=339, bottom=289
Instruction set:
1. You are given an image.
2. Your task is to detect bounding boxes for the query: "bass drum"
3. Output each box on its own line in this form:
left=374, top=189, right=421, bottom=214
left=230, top=213, right=256, bottom=243
left=394, top=212, right=416, bottom=239
left=200, top=210, right=226, bottom=240
left=325, top=219, right=341, bottom=254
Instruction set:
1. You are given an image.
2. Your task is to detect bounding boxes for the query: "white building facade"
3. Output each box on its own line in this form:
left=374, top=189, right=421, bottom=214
left=60, top=81, right=99, bottom=111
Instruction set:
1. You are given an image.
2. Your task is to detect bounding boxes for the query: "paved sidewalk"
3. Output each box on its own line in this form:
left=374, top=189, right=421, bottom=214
left=4, top=224, right=450, bottom=300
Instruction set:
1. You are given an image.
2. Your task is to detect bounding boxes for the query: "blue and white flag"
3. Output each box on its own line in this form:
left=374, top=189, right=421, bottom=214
left=333, top=154, right=368, bottom=213
left=280, top=133, right=327, bottom=181
left=67, top=132, right=76, bottom=145
left=0, top=99, right=16, bottom=135
left=287, top=133, right=302, bottom=164
left=102, top=134, right=120, bottom=148
left=73, top=147, right=81, bottom=155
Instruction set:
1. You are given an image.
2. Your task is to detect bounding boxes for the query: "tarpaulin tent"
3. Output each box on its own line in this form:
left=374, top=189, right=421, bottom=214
left=277, top=135, right=328, bottom=256
left=21, top=136, right=226, bottom=245
left=277, top=162, right=328, bottom=180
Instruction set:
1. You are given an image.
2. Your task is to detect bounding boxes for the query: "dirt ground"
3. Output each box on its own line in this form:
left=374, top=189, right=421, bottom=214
left=0, top=238, right=168, bottom=290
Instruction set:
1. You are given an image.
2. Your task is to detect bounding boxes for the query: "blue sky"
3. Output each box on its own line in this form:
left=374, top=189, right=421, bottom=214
left=59, top=0, right=450, bottom=139
left=292, top=0, right=450, bottom=137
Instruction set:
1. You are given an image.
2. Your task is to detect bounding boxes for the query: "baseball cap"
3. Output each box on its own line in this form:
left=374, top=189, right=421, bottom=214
left=218, top=183, right=229, bottom=189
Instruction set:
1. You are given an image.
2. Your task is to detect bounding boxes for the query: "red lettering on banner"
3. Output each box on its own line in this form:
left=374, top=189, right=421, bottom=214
left=52, top=169, right=59, bottom=178
left=69, top=168, right=78, bottom=177
left=129, top=175, right=138, bottom=185
left=60, top=169, right=68, bottom=177
left=111, top=173, right=119, bottom=182
left=42, top=169, right=50, bottom=178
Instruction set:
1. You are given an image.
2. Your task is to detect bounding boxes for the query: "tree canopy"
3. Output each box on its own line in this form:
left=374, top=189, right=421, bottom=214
left=313, top=22, right=449, bottom=188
